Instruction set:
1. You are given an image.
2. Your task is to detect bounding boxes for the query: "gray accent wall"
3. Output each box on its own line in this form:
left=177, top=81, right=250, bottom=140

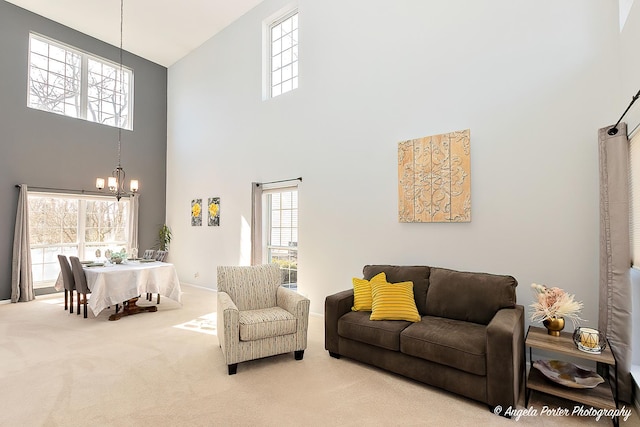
left=0, top=1, right=167, bottom=300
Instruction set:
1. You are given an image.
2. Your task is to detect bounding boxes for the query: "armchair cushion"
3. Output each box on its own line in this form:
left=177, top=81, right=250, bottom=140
left=239, top=307, right=297, bottom=341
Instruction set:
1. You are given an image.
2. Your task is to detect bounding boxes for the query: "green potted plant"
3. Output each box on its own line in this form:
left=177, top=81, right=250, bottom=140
left=156, top=224, right=172, bottom=251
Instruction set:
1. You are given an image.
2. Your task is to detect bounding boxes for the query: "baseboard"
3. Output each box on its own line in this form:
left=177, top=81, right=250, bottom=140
left=0, top=299, right=11, bottom=305
left=180, top=282, right=216, bottom=292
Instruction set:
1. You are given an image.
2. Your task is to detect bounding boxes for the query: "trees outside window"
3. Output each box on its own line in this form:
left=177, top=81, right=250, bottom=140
left=29, top=193, right=129, bottom=288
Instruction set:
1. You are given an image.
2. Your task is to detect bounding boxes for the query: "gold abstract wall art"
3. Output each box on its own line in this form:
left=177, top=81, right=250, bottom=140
left=398, top=129, right=471, bottom=223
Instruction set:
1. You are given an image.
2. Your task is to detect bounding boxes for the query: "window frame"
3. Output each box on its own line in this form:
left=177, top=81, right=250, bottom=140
left=27, top=32, right=134, bottom=130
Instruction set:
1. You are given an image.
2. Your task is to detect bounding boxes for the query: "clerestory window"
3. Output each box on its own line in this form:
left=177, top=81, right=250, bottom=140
left=28, top=33, right=133, bottom=130
left=269, top=10, right=298, bottom=98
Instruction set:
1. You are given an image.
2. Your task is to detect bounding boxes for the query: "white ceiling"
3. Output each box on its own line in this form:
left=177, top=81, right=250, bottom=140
left=5, top=0, right=264, bottom=67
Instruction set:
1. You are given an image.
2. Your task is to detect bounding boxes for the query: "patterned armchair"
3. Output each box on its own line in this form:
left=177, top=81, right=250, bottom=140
left=217, top=264, right=310, bottom=375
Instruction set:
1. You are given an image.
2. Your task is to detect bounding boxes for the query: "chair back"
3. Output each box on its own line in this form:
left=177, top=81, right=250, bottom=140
left=155, top=250, right=168, bottom=262
left=57, top=255, right=75, bottom=291
left=69, top=256, right=90, bottom=294
left=142, top=249, right=155, bottom=260
left=217, top=264, right=281, bottom=311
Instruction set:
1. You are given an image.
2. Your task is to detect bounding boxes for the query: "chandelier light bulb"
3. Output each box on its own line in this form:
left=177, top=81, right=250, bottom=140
left=108, top=176, right=118, bottom=190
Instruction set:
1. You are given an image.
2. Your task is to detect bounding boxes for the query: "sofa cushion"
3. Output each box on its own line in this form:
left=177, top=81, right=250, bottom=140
left=400, top=316, right=487, bottom=375
left=370, top=280, right=421, bottom=322
left=363, top=265, right=430, bottom=315
left=352, top=272, right=386, bottom=312
left=239, top=307, right=297, bottom=341
left=425, top=267, right=517, bottom=325
left=338, top=311, right=411, bottom=351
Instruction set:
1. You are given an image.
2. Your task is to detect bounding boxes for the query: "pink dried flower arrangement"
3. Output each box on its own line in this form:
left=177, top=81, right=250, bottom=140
left=530, top=283, right=584, bottom=327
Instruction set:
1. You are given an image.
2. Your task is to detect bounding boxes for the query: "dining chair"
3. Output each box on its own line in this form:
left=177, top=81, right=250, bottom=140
left=142, top=249, right=155, bottom=260
left=142, top=249, right=166, bottom=303
left=155, top=250, right=168, bottom=262
left=70, top=256, right=91, bottom=319
left=57, top=255, right=75, bottom=313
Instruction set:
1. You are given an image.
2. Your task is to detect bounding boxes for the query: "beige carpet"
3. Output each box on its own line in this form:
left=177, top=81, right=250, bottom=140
left=1, top=285, right=638, bottom=427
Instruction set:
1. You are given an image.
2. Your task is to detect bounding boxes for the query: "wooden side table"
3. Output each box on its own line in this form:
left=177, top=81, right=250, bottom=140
left=525, top=326, right=618, bottom=426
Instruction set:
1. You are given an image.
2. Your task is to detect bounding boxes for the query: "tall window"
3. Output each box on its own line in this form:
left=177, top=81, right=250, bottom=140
left=28, top=33, right=133, bottom=130
left=266, top=190, right=298, bottom=288
left=269, top=10, right=298, bottom=98
left=28, top=193, right=130, bottom=289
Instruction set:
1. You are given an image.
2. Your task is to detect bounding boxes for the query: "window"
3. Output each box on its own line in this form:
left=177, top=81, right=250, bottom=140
left=28, top=33, right=133, bottom=130
left=269, top=10, right=298, bottom=98
left=266, top=189, right=298, bottom=288
left=28, top=193, right=130, bottom=289
left=251, top=181, right=299, bottom=289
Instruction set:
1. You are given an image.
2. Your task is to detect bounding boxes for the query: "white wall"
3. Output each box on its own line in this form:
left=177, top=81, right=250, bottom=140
left=167, top=0, right=621, bottom=319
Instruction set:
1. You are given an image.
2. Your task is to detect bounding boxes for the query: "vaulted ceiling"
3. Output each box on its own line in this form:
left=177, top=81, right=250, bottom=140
left=5, top=0, right=264, bottom=67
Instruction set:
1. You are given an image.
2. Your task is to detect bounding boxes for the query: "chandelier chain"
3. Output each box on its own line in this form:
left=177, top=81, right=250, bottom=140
left=117, top=0, right=123, bottom=168
left=95, top=0, right=138, bottom=201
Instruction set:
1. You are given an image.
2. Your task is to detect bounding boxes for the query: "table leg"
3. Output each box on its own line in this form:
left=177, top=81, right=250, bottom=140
left=108, top=297, right=157, bottom=321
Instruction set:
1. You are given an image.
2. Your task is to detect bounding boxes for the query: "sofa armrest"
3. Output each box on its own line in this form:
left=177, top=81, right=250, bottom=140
left=486, top=305, right=524, bottom=409
left=277, top=286, right=310, bottom=320
left=324, top=289, right=354, bottom=355
left=277, top=286, right=311, bottom=351
left=217, top=291, right=240, bottom=364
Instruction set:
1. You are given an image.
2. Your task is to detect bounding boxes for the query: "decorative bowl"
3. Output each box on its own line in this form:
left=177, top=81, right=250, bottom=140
left=533, top=360, right=604, bottom=389
left=110, top=256, right=123, bottom=264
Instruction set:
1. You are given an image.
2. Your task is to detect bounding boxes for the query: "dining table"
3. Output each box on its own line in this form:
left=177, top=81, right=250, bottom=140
left=55, top=260, right=182, bottom=320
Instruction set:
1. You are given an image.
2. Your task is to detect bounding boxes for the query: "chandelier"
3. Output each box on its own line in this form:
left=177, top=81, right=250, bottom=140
left=95, top=0, right=138, bottom=201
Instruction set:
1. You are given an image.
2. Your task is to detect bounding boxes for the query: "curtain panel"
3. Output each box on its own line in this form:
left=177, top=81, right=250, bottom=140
left=251, top=183, right=263, bottom=266
left=598, top=123, right=632, bottom=403
left=127, top=194, right=139, bottom=256
left=11, top=184, right=34, bottom=302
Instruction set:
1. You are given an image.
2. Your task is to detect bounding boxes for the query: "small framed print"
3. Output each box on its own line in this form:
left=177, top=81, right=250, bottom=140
left=191, top=198, right=202, bottom=226
left=208, top=197, right=220, bottom=226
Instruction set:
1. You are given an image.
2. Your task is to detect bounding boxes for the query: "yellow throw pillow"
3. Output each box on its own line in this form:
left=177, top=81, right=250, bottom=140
left=370, top=280, right=421, bottom=322
left=352, top=272, right=386, bottom=312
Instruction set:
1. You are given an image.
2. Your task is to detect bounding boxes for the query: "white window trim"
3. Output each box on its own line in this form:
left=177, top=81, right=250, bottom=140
left=28, top=32, right=134, bottom=130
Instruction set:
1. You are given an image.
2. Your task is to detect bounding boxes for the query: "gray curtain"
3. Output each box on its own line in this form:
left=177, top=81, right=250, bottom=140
left=598, top=122, right=632, bottom=403
left=11, top=184, right=34, bottom=302
left=251, top=182, right=263, bottom=266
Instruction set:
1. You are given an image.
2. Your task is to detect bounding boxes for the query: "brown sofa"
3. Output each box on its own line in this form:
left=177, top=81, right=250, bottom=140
left=325, top=265, right=524, bottom=416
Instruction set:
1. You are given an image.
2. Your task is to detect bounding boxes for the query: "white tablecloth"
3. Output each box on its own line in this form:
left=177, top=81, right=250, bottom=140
left=55, top=261, right=182, bottom=316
